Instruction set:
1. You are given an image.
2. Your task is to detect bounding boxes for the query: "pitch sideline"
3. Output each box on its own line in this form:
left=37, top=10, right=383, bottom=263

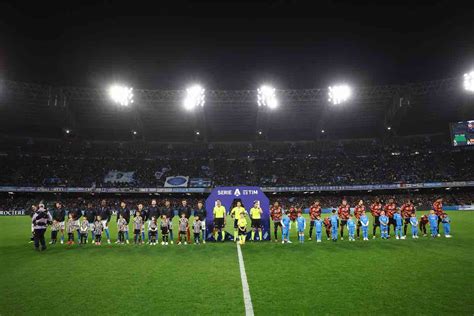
left=236, top=243, right=254, bottom=316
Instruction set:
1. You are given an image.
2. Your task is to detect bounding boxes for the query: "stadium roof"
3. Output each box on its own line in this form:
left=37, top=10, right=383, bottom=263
left=0, top=77, right=472, bottom=142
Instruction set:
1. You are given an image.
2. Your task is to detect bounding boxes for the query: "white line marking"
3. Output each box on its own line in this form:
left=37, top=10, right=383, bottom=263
left=237, top=243, right=254, bottom=316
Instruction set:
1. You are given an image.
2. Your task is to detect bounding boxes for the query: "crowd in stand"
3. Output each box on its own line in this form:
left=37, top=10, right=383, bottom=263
left=0, top=134, right=473, bottom=187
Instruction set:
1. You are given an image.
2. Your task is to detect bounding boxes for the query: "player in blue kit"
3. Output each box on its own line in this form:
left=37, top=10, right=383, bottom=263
left=409, top=213, right=419, bottom=239
left=296, top=212, right=306, bottom=243
left=281, top=211, right=292, bottom=244
left=441, top=214, right=452, bottom=238
left=360, top=211, right=369, bottom=241
left=347, top=215, right=356, bottom=241
left=314, top=215, right=323, bottom=243
left=330, top=210, right=339, bottom=242
left=379, top=211, right=389, bottom=239
left=428, top=210, right=439, bottom=238
left=393, top=210, right=404, bottom=240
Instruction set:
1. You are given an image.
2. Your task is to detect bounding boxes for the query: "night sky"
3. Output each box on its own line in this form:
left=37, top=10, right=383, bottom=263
left=0, top=0, right=473, bottom=90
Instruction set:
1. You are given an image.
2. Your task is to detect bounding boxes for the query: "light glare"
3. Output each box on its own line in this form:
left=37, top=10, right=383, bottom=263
left=184, top=85, right=205, bottom=111
left=109, top=85, right=134, bottom=106
left=463, top=71, right=474, bottom=92
left=328, top=84, right=352, bottom=105
left=257, top=85, right=278, bottom=109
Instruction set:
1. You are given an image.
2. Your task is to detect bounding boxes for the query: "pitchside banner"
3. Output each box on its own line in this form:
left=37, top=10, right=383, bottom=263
left=205, top=186, right=270, bottom=241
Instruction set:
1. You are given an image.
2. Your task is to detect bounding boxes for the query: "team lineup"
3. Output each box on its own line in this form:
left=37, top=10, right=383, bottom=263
left=29, top=197, right=453, bottom=251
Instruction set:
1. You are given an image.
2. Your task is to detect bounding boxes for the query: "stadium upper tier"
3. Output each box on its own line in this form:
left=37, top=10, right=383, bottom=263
left=0, top=135, right=472, bottom=188
left=0, top=77, right=473, bottom=141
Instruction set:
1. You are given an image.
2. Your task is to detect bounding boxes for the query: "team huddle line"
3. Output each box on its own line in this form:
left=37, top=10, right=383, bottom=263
left=29, top=197, right=452, bottom=251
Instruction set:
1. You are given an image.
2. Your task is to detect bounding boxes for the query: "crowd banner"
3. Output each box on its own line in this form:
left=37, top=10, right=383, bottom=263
left=104, top=171, right=135, bottom=183
left=189, top=178, right=212, bottom=188
left=0, top=210, right=26, bottom=216
left=443, top=205, right=474, bottom=211
left=164, top=176, right=189, bottom=187
left=205, top=187, right=270, bottom=241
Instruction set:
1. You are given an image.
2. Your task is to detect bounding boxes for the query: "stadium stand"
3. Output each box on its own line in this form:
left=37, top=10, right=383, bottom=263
left=0, top=134, right=472, bottom=187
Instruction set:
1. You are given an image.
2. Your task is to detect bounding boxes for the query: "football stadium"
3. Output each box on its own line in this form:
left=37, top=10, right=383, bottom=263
left=0, top=1, right=473, bottom=316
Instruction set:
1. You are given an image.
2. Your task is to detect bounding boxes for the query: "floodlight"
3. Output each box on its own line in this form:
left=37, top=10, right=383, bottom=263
left=195, top=131, right=200, bottom=135
left=257, top=85, right=278, bottom=109
left=328, top=84, right=352, bottom=105
left=183, top=85, right=205, bottom=110
left=109, top=85, right=134, bottom=106
left=258, top=131, right=262, bottom=135
left=132, top=130, right=137, bottom=135
left=463, top=71, right=474, bottom=92
left=387, top=126, right=392, bottom=131
left=321, top=129, right=325, bottom=133
left=65, top=129, right=70, bottom=134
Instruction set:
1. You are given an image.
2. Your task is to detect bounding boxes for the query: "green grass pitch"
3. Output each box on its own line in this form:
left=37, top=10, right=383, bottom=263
left=0, top=212, right=473, bottom=315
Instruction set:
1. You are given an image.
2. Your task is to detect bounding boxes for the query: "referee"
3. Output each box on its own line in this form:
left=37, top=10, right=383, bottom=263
left=250, top=201, right=263, bottom=241
left=213, top=200, right=226, bottom=242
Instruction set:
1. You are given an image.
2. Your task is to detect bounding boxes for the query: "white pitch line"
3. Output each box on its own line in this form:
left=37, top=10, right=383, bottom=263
left=237, top=243, right=254, bottom=316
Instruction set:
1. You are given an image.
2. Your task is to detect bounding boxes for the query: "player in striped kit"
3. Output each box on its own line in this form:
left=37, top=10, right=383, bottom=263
left=270, top=202, right=283, bottom=242
left=353, top=200, right=365, bottom=239
left=433, top=198, right=444, bottom=236
left=371, top=198, right=382, bottom=238
left=384, top=198, right=397, bottom=237
left=338, top=199, right=350, bottom=240
left=400, top=199, right=415, bottom=238
left=308, top=200, right=321, bottom=241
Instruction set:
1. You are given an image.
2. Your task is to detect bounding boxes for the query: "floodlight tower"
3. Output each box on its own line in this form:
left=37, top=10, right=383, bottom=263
left=183, top=84, right=207, bottom=142
left=256, top=85, right=278, bottom=140
left=257, top=85, right=278, bottom=109
left=328, top=84, right=352, bottom=105
left=109, top=85, right=134, bottom=106
left=183, top=84, right=205, bottom=111
left=464, top=71, right=474, bottom=92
